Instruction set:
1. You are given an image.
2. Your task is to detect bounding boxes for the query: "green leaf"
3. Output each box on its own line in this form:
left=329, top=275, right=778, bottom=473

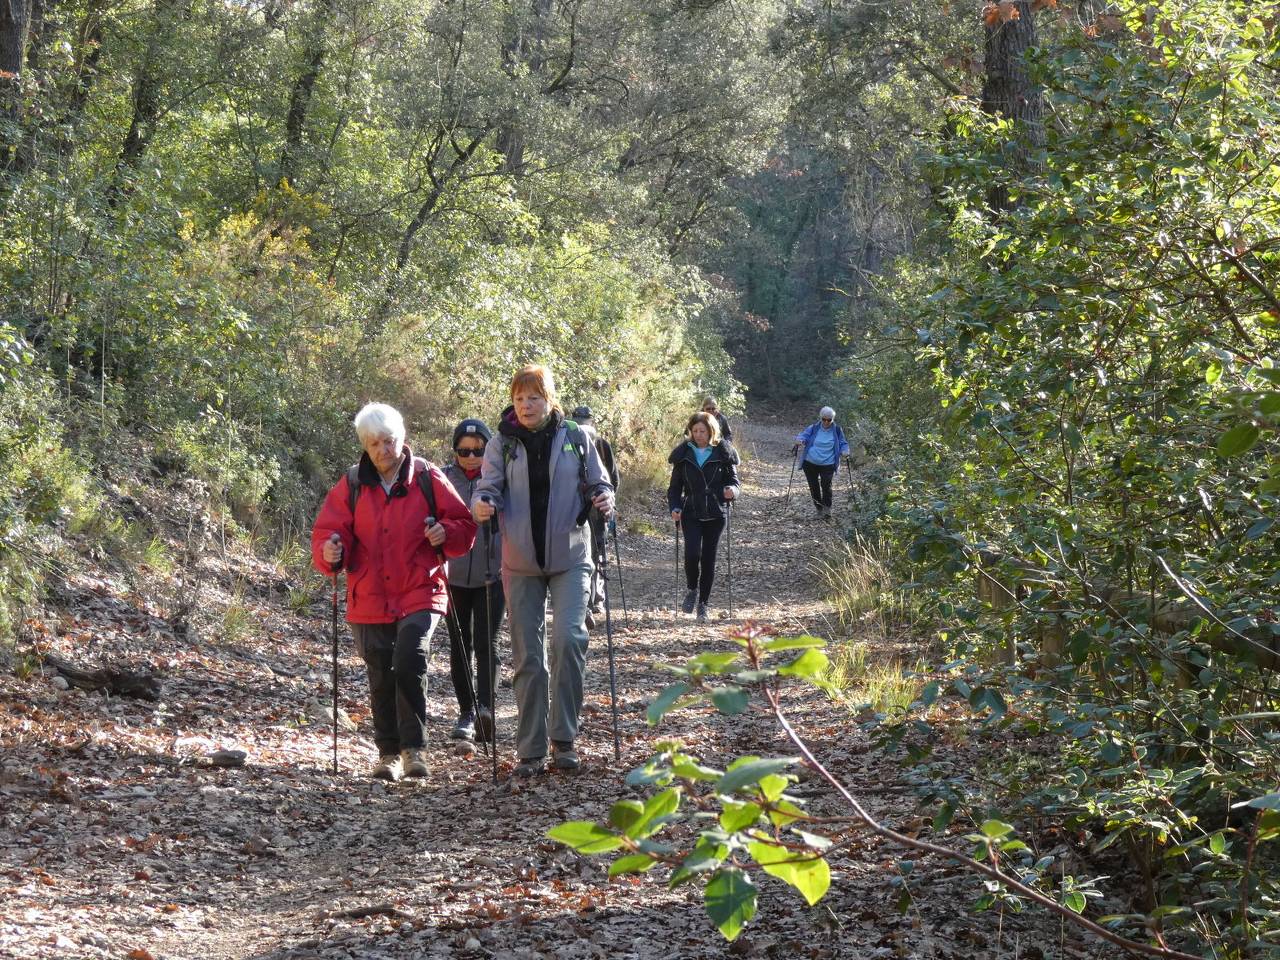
left=608, top=854, right=656, bottom=877
left=919, top=681, right=940, bottom=708
left=671, top=759, right=722, bottom=782
left=623, top=788, right=681, bottom=839
left=709, top=686, right=750, bottom=715
left=768, top=799, right=807, bottom=828
left=704, top=868, right=758, bottom=941
left=763, top=635, right=827, bottom=652
left=777, top=649, right=830, bottom=679
left=716, top=757, right=797, bottom=796
left=1233, top=792, right=1280, bottom=811
left=608, top=799, right=645, bottom=832
left=719, top=801, right=762, bottom=833
left=1065, top=891, right=1086, bottom=914
left=1208, top=832, right=1226, bottom=855
left=747, top=841, right=831, bottom=906
left=980, top=819, right=1016, bottom=840
left=547, top=821, right=624, bottom=854
left=687, top=652, right=742, bottom=674
left=648, top=682, right=693, bottom=725
left=1206, top=360, right=1223, bottom=384
left=758, top=773, right=790, bottom=803
left=1217, top=423, right=1260, bottom=458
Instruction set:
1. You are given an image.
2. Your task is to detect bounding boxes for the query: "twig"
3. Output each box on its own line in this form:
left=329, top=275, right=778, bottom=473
left=762, top=684, right=1202, bottom=960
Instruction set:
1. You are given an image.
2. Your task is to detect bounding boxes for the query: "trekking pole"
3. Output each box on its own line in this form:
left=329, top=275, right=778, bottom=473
left=597, top=535, right=622, bottom=761
left=482, top=497, right=499, bottom=784
left=328, top=534, right=341, bottom=776
left=609, top=515, right=629, bottom=629
left=674, top=518, right=681, bottom=602
left=784, top=446, right=798, bottom=511
left=725, top=501, right=734, bottom=619
left=844, top=456, right=855, bottom=499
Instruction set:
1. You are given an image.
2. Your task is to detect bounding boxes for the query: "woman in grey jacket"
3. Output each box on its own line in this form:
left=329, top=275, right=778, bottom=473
left=444, top=418, right=504, bottom=743
left=471, top=365, right=614, bottom=777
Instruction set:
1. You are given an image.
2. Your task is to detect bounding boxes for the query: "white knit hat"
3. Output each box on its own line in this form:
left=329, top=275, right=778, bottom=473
left=819, top=406, right=835, bottom=420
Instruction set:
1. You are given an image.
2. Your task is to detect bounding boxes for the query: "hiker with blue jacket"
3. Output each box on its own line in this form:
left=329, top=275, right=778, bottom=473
left=792, top=405, right=850, bottom=519
left=443, top=418, right=504, bottom=743
left=669, top=411, right=740, bottom=622
left=471, top=365, right=615, bottom=777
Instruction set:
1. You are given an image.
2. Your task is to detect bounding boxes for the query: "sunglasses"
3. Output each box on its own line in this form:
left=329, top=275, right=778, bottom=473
left=821, top=417, right=833, bottom=423
left=455, top=447, right=486, bottom=457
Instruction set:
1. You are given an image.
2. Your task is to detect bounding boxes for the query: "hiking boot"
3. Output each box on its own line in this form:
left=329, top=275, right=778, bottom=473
left=585, top=609, right=597, bottom=630
left=681, top=588, right=697, bottom=614
left=371, top=754, right=403, bottom=781
left=513, top=756, right=547, bottom=778
left=552, top=742, right=580, bottom=771
left=401, top=748, right=429, bottom=779
left=450, top=710, right=476, bottom=741
left=474, top=706, right=494, bottom=744
left=696, top=601, right=709, bottom=623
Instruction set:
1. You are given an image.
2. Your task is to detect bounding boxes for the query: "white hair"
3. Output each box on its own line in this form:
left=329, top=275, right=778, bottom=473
left=819, top=406, right=836, bottom=420
left=353, top=403, right=405, bottom=443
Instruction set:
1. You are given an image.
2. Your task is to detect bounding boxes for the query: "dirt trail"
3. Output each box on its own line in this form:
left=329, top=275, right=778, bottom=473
left=0, top=420, right=1099, bottom=960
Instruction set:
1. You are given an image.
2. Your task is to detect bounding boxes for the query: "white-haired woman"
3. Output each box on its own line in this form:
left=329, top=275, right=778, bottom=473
left=472, top=365, right=615, bottom=777
left=312, top=403, right=477, bottom=780
left=792, top=405, right=850, bottom=519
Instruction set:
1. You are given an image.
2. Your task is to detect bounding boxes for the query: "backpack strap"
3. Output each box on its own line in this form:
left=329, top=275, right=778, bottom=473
left=565, top=420, right=591, bottom=526
left=414, top=459, right=438, bottom=519
left=346, top=463, right=361, bottom=515
left=346, top=459, right=438, bottom=518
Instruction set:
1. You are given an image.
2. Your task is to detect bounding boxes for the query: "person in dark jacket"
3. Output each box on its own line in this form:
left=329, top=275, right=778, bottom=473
left=570, top=405, right=619, bottom=624
left=668, top=411, right=740, bottom=622
left=702, top=397, right=733, bottom=444
left=443, top=418, right=504, bottom=743
left=792, top=405, right=851, bottom=520
left=312, top=403, right=477, bottom=781
left=472, top=365, right=615, bottom=777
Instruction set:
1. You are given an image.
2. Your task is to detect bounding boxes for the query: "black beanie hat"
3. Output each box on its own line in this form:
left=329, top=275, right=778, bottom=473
left=452, top=418, right=492, bottom=448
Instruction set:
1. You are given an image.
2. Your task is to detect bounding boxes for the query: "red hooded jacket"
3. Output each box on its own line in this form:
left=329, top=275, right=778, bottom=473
left=311, top=449, right=477, bottom=624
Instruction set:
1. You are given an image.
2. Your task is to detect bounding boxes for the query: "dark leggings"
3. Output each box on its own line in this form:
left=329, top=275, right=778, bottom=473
left=354, top=610, right=438, bottom=755
left=682, top=515, right=726, bottom=603
left=445, top=583, right=505, bottom=715
left=802, top=461, right=836, bottom=508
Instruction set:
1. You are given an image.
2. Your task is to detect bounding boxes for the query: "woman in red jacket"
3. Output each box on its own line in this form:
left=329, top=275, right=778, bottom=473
left=312, top=403, right=477, bottom=781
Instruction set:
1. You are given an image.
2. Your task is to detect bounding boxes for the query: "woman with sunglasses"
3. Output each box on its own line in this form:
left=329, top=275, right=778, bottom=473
left=792, top=405, right=850, bottom=519
left=443, top=419, right=504, bottom=744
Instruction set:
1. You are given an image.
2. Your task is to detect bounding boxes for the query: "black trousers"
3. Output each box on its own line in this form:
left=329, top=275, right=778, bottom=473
left=587, top=509, right=607, bottom=610
left=351, top=610, right=438, bottom=755
left=802, top=461, right=836, bottom=509
left=445, top=583, right=505, bottom=715
left=682, top=515, right=726, bottom=603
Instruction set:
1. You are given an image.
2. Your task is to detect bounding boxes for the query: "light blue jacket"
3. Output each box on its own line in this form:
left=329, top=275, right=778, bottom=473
left=795, top=421, right=850, bottom=465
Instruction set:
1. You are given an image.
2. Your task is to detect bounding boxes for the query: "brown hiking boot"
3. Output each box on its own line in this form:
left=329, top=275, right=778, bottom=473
left=401, top=748, right=429, bottom=779
left=371, top=754, right=403, bottom=781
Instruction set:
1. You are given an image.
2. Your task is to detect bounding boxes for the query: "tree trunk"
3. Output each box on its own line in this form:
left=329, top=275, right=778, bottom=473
left=979, top=0, right=1043, bottom=212
left=279, top=3, right=332, bottom=189
left=0, top=0, right=33, bottom=173
left=496, top=0, right=553, bottom=175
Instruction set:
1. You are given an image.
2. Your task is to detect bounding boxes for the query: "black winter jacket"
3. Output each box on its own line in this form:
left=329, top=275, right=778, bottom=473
left=667, top=442, right=741, bottom=521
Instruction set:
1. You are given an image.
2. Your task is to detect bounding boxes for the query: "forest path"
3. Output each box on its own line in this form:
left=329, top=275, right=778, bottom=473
left=0, top=420, right=1097, bottom=960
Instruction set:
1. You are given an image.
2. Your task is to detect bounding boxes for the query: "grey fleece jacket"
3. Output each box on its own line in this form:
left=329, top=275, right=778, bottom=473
left=444, top=462, right=502, bottom=588
left=471, top=414, right=613, bottom=577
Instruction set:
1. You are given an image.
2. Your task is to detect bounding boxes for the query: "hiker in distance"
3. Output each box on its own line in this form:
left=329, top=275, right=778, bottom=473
left=569, top=405, right=620, bottom=629
left=702, top=396, right=732, bottom=443
left=471, top=365, right=615, bottom=777
left=312, top=403, right=477, bottom=781
left=792, top=405, right=851, bottom=519
left=668, top=410, right=740, bottom=622
left=443, top=419, right=504, bottom=743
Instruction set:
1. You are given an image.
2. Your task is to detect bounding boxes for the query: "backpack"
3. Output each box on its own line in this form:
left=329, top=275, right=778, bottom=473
left=500, top=420, right=592, bottom=525
left=346, top=458, right=438, bottom=519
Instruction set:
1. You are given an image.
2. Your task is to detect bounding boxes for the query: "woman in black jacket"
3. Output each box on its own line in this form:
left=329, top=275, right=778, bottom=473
left=668, top=411, right=741, bottom=621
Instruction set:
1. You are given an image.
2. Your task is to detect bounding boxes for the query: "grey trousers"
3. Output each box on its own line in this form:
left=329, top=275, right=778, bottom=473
left=506, top=562, right=592, bottom=761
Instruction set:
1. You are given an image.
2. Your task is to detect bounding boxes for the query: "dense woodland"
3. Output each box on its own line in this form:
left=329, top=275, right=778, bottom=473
left=2, top=0, right=1280, bottom=955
